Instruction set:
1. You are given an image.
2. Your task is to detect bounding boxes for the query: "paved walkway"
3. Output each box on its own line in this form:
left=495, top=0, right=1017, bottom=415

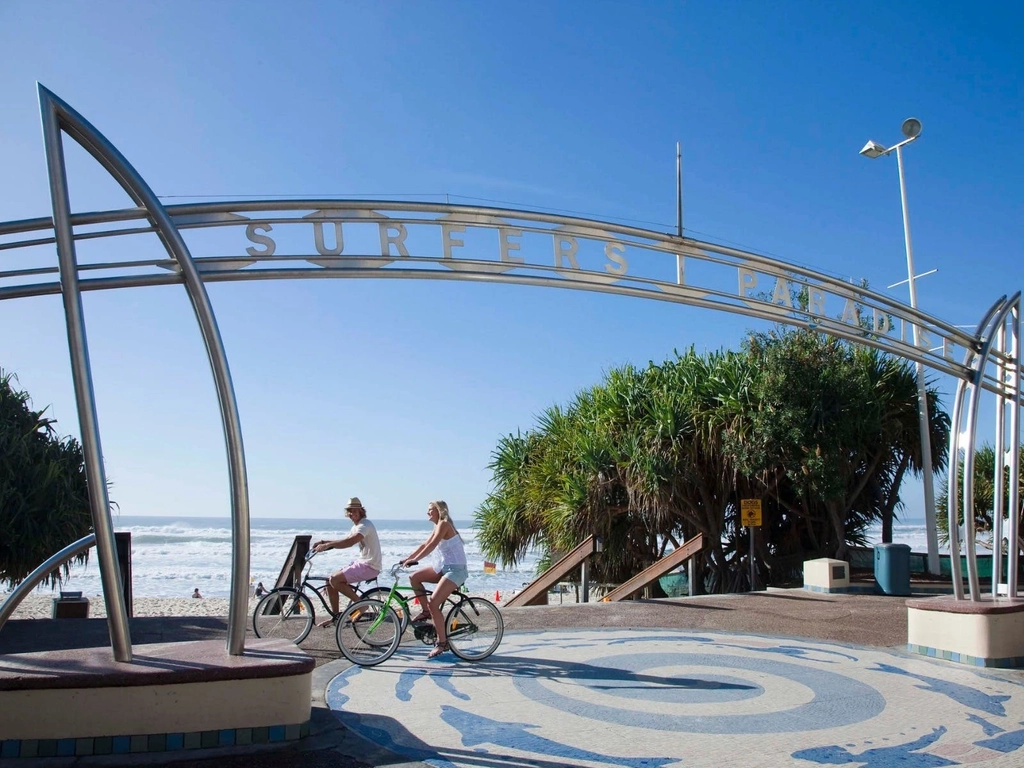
left=6, top=590, right=1024, bottom=767
left=326, top=626, right=1024, bottom=767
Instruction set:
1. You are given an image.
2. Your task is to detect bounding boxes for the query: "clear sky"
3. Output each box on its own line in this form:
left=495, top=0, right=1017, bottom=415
left=0, top=2, right=1020, bottom=521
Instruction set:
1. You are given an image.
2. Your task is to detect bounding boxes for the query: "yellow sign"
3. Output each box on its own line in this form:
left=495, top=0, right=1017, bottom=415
left=740, top=499, right=762, bottom=527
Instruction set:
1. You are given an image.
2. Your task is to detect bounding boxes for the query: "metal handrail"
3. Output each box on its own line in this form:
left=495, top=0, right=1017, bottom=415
left=0, top=533, right=96, bottom=631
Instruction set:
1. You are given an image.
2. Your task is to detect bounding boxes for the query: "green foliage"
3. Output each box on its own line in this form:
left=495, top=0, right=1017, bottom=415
left=937, top=444, right=1023, bottom=551
left=0, top=370, right=94, bottom=589
left=475, top=329, right=949, bottom=594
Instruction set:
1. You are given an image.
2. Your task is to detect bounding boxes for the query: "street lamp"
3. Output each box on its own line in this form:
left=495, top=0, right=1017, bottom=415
left=860, top=117, right=940, bottom=576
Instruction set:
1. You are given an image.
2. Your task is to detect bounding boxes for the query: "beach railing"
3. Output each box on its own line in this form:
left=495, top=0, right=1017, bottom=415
left=505, top=536, right=596, bottom=607
left=601, top=534, right=704, bottom=602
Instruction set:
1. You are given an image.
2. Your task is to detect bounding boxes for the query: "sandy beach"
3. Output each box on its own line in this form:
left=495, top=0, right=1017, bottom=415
left=0, top=594, right=245, bottom=620
left=0, top=586, right=607, bottom=621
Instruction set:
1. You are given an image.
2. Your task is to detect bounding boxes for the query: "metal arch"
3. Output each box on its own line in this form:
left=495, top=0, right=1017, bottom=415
left=946, top=376, right=969, bottom=599
left=39, top=88, right=131, bottom=661
left=952, top=293, right=1020, bottom=601
left=36, top=85, right=251, bottom=657
left=946, top=295, right=1007, bottom=600
left=0, top=93, right=1018, bottom=610
left=0, top=197, right=981, bottom=345
left=1008, top=304, right=1021, bottom=596
left=0, top=263, right=981, bottom=379
left=0, top=200, right=1000, bottom=384
left=0, top=534, right=96, bottom=629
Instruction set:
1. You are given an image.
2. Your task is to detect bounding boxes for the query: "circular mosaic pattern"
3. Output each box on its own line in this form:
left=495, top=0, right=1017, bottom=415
left=326, top=629, right=1024, bottom=767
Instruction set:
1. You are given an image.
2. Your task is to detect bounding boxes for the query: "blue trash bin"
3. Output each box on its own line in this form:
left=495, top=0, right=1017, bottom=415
left=874, top=543, right=911, bottom=596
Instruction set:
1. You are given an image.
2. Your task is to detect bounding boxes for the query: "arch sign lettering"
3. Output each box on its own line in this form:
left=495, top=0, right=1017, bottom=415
left=0, top=86, right=1019, bottom=661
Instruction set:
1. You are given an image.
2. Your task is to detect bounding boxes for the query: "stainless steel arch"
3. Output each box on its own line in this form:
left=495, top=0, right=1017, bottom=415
left=35, top=85, right=250, bottom=658
left=0, top=89, right=1019, bottom=630
left=0, top=200, right=1005, bottom=384
left=946, top=296, right=1007, bottom=599
left=946, top=293, right=1023, bottom=601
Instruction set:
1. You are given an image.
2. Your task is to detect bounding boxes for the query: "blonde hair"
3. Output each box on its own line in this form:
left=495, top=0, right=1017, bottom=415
left=430, top=500, right=450, bottom=522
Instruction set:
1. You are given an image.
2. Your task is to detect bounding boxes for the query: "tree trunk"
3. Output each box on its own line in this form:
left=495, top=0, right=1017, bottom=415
left=827, top=501, right=847, bottom=559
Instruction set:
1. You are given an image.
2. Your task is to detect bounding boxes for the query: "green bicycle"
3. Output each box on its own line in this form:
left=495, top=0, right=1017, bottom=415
left=335, top=561, right=504, bottom=666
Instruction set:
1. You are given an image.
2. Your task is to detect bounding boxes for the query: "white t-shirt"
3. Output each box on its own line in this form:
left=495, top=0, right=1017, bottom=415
left=351, top=518, right=382, bottom=572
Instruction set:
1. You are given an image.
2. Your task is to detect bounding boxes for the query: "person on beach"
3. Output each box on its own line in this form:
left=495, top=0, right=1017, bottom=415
left=254, top=582, right=266, bottom=597
left=401, top=500, right=468, bottom=659
left=192, top=588, right=202, bottom=599
left=312, top=497, right=382, bottom=626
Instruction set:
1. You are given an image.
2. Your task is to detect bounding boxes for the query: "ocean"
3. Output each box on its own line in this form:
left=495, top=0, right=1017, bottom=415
left=43, top=515, right=943, bottom=599
left=48, top=516, right=542, bottom=599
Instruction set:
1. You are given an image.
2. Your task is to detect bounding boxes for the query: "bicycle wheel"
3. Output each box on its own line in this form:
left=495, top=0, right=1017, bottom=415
left=336, top=598, right=401, bottom=667
left=445, top=597, right=503, bottom=661
left=253, top=588, right=314, bottom=644
left=361, top=587, right=410, bottom=634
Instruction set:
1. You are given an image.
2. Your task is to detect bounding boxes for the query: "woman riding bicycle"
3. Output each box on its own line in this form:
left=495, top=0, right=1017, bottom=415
left=401, top=500, right=468, bottom=659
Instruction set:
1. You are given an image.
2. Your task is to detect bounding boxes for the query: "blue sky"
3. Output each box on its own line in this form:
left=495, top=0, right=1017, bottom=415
left=0, top=2, right=1020, bottom=521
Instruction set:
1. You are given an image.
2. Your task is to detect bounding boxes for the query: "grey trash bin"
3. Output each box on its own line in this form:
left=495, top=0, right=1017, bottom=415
left=52, top=591, right=90, bottom=618
left=874, top=543, right=911, bottom=596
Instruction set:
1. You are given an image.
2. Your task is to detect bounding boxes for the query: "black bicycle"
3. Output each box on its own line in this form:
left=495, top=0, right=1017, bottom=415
left=252, top=550, right=378, bottom=644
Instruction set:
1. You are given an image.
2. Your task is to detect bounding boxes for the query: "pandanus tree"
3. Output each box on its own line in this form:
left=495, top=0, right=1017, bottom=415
left=732, top=331, right=948, bottom=563
left=0, top=370, right=95, bottom=589
left=475, top=329, right=949, bottom=593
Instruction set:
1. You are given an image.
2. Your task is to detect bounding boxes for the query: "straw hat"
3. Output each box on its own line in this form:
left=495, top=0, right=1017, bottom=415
left=345, top=497, right=365, bottom=511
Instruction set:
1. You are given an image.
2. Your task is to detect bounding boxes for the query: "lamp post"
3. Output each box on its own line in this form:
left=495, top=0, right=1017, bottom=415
left=860, top=118, right=940, bottom=576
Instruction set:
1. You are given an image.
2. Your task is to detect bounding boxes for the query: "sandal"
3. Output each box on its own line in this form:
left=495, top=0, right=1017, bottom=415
left=427, top=641, right=450, bottom=659
left=410, top=611, right=431, bottom=624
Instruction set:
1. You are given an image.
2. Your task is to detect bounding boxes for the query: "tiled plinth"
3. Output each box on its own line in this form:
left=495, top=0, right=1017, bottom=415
left=802, top=557, right=850, bottom=593
left=907, top=594, right=1024, bottom=667
left=0, top=638, right=313, bottom=751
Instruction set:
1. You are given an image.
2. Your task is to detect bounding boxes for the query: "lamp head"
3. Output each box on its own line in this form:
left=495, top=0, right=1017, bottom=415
left=901, top=118, right=922, bottom=139
left=859, top=140, right=888, bottom=159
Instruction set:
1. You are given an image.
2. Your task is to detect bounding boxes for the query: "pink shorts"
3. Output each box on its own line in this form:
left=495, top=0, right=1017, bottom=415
left=338, top=561, right=379, bottom=584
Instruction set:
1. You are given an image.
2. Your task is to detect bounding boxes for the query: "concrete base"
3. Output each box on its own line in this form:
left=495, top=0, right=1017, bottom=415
left=0, top=638, right=313, bottom=754
left=802, top=558, right=851, bottom=593
left=907, top=595, right=1024, bottom=667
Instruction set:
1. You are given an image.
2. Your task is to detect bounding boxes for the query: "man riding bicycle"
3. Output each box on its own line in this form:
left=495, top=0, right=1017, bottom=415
left=312, top=497, right=382, bottom=626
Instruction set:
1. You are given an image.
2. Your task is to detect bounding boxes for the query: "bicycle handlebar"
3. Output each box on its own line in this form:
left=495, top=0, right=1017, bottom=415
left=389, top=560, right=418, bottom=578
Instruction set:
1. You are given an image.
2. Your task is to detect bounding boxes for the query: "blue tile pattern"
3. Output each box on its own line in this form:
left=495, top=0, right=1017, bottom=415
left=908, top=643, right=1024, bottom=669
left=327, top=628, right=1024, bottom=767
left=0, top=720, right=308, bottom=759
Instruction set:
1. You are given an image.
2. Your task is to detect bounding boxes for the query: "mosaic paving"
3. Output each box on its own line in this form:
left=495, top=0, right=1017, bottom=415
left=326, top=628, right=1024, bottom=768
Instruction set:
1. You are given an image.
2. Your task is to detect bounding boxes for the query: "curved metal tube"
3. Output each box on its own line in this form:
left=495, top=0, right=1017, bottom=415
left=948, top=296, right=1008, bottom=599
left=0, top=534, right=96, bottom=630
left=1009, top=303, right=1021, bottom=596
left=0, top=260, right=991, bottom=387
left=947, top=376, right=968, bottom=600
left=993, top=323, right=1006, bottom=595
left=39, top=89, right=131, bottom=661
left=0, top=198, right=979, bottom=350
left=963, top=293, right=1020, bottom=600
left=961, top=376, right=983, bottom=600
left=38, top=85, right=251, bottom=655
